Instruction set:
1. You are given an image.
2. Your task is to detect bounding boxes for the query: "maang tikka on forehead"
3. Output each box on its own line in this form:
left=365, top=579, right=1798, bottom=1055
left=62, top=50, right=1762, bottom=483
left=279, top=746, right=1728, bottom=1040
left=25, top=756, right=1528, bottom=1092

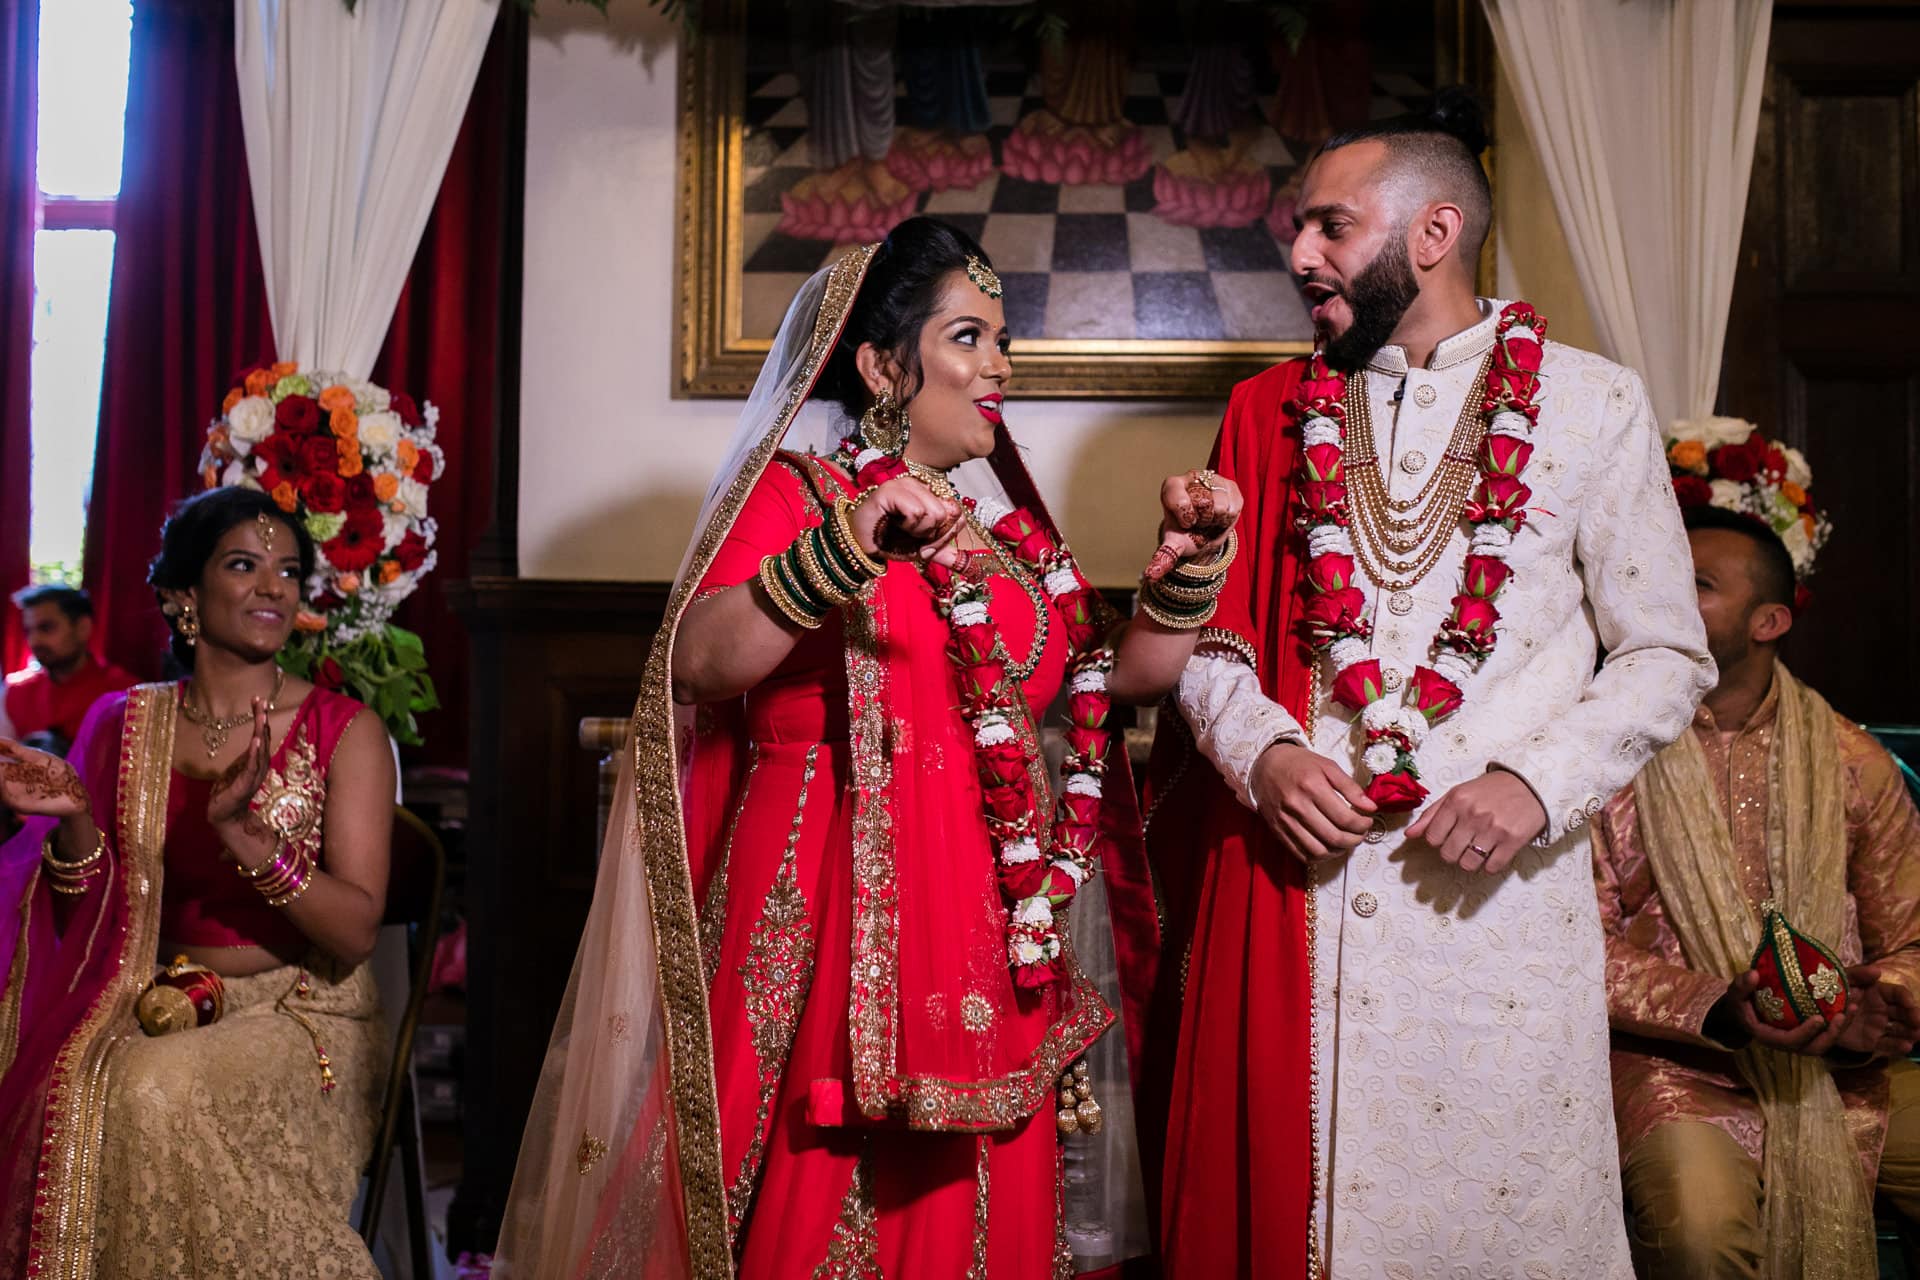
left=965, top=255, right=1002, bottom=300
left=256, top=511, right=277, bottom=553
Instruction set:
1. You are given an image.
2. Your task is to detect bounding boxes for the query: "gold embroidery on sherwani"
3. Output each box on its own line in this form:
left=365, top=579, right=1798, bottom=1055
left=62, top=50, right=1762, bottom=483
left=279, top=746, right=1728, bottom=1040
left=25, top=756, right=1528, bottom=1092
left=727, top=745, right=820, bottom=1244
left=811, top=1150, right=882, bottom=1280
left=1633, top=662, right=1872, bottom=1280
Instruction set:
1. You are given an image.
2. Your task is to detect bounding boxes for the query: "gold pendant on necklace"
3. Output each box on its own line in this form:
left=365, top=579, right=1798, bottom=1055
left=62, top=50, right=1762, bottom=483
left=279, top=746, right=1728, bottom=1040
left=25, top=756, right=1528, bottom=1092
left=200, top=722, right=230, bottom=758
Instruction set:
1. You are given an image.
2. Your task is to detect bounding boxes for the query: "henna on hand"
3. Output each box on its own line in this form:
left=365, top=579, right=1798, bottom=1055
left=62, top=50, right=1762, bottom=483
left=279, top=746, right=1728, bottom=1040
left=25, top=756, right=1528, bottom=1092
left=0, top=742, right=89, bottom=812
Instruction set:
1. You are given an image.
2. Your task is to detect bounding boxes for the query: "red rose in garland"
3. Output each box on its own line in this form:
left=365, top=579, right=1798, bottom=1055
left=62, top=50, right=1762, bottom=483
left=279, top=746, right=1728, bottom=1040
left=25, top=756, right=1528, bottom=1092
left=1366, top=770, right=1429, bottom=813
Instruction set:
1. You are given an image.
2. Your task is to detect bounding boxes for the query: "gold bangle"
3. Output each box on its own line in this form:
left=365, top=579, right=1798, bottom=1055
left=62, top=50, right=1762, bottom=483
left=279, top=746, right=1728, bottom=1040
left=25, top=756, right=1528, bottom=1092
left=42, top=828, right=106, bottom=873
left=793, top=528, right=854, bottom=608
left=1165, top=529, right=1238, bottom=584
left=759, top=554, right=827, bottom=630
left=828, top=496, right=886, bottom=581
left=1144, top=574, right=1227, bottom=606
left=266, top=852, right=314, bottom=907
left=1139, top=594, right=1218, bottom=630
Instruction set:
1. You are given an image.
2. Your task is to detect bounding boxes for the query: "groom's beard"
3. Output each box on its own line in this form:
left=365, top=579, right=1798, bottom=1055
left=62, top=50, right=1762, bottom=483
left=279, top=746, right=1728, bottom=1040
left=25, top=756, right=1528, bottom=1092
left=1315, top=237, right=1420, bottom=372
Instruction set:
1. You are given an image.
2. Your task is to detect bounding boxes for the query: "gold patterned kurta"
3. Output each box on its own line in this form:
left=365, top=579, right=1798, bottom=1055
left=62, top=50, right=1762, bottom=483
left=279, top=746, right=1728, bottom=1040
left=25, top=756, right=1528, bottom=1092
left=1594, top=681, right=1920, bottom=1180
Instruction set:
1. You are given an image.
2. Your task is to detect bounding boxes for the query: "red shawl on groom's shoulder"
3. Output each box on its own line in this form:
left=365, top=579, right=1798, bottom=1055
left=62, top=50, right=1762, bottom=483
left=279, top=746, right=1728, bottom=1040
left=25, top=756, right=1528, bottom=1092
left=1137, top=357, right=1318, bottom=1280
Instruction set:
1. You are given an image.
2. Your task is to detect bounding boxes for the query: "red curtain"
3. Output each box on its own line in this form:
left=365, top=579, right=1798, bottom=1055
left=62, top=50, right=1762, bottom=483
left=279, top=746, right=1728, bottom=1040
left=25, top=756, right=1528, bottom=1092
left=82, top=0, right=273, bottom=681
left=0, top=1, right=37, bottom=674
left=86, top=5, right=509, bottom=765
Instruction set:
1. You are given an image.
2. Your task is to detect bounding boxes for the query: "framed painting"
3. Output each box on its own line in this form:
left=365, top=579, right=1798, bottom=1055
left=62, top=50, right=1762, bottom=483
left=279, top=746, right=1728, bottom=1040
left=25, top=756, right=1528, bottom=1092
left=675, top=1, right=1497, bottom=398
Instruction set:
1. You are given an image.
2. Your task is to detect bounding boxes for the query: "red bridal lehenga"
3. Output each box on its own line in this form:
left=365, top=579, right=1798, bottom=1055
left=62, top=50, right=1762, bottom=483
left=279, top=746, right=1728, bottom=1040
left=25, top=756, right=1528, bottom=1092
left=496, top=245, right=1153, bottom=1279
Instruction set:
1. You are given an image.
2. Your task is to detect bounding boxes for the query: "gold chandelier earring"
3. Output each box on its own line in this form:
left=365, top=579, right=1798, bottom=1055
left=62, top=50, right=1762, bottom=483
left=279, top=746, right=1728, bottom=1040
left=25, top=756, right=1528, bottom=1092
left=167, top=601, right=200, bottom=647
left=858, top=388, right=910, bottom=458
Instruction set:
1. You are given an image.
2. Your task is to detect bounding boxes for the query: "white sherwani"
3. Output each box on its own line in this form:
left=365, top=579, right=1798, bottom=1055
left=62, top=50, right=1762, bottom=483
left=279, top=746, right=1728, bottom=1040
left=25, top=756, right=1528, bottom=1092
left=1178, top=301, right=1714, bottom=1278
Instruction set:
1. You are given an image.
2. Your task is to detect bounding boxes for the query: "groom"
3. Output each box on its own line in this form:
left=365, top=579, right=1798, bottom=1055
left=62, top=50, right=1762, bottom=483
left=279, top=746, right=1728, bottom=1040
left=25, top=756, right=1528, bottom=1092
left=1141, top=94, right=1715, bottom=1277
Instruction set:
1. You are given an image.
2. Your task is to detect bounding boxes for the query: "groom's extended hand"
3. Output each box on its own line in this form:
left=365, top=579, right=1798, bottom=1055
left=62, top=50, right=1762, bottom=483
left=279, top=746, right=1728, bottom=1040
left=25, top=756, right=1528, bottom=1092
left=1407, top=770, right=1547, bottom=874
left=1251, top=743, right=1377, bottom=863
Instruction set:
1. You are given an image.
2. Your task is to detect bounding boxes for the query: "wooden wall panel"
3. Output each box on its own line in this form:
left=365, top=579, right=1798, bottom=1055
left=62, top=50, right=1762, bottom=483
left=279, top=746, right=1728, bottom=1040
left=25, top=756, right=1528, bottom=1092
left=1720, top=8, right=1920, bottom=723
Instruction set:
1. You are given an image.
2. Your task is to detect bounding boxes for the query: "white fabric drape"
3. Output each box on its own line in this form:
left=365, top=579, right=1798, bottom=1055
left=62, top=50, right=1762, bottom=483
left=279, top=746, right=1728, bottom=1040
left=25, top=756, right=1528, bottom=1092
left=234, top=0, right=501, bottom=377
left=1483, top=0, right=1772, bottom=426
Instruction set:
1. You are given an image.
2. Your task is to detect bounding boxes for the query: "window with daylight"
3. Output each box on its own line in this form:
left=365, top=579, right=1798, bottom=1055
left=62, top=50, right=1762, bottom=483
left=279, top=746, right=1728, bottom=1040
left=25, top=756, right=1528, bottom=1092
left=28, top=0, right=133, bottom=583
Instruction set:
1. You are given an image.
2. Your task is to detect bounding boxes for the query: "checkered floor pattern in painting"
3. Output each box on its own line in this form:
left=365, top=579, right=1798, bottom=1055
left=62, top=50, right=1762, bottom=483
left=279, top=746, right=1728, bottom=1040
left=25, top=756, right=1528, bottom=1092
left=739, top=66, right=1436, bottom=343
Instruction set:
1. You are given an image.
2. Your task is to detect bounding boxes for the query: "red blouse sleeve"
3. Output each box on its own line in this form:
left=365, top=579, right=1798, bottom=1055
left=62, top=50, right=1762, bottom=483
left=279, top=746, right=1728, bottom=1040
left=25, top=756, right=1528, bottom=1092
left=694, top=460, right=819, bottom=598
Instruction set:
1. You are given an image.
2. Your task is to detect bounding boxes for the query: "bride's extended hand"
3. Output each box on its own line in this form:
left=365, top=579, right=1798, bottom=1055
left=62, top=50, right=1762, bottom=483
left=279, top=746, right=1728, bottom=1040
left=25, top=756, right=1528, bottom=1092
left=849, top=474, right=966, bottom=567
left=207, top=700, right=271, bottom=829
left=1145, top=469, right=1245, bottom=580
left=0, top=737, right=90, bottom=819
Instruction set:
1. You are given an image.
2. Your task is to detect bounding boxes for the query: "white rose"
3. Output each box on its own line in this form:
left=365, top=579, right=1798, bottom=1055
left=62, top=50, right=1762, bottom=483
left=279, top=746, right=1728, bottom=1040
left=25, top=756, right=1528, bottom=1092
left=1780, top=521, right=1813, bottom=574
left=382, top=509, right=411, bottom=552
left=221, top=459, right=258, bottom=490
left=227, top=396, right=276, bottom=444
left=1709, top=479, right=1746, bottom=509
left=1671, top=416, right=1755, bottom=448
left=357, top=411, right=402, bottom=459
left=396, top=477, right=429, bottom=520
left=347, top=379, right=390, bottom=412
left=1782, top=446, right=1812, bottom=489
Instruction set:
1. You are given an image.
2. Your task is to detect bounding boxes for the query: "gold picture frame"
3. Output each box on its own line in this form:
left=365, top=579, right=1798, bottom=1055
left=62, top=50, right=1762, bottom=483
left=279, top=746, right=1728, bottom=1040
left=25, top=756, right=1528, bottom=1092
left=674, top=1, right=1497, bottom=400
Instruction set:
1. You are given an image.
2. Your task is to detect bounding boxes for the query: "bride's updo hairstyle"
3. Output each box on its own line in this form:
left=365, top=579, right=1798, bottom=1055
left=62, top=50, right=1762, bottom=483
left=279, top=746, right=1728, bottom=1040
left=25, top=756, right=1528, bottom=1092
left=814, top=216, right=997, bottom=419
left=149, top=486, right=316, bottom=669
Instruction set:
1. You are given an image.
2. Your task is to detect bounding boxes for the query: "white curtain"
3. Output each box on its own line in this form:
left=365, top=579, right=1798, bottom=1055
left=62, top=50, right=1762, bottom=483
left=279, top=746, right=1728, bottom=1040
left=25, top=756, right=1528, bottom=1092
left=1483, top=0, right=1772, bottom=426
left=234, top=0, right=502, bottom=378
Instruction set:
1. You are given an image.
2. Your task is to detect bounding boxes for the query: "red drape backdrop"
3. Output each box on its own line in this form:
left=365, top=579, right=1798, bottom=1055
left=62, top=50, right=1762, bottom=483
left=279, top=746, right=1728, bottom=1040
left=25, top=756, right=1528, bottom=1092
left=85, top=2, right=506, bottom=765
left=82, top=0, right=273, bottom=684
left=0, top=1, right=37, bottom=675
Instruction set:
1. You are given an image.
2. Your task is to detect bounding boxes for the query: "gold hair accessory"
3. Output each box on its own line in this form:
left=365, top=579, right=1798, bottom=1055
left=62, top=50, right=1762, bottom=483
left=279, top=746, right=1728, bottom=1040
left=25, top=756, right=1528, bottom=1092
left=858, top=388, right=911, bottom=458
left=256, top=511, right=277, bottom=552
left=965, top=255, right=1002, bottom=300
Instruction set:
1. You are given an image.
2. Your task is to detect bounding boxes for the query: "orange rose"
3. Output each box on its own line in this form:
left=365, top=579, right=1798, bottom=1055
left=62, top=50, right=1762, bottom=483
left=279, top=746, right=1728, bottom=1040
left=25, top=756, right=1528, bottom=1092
left=337, top=573, right=362, bottom=594
left=372, top=472, right=400, bottom=503
left=293, top=609, right=328, bottom=633
left=270, top=481, right=299, bottom=513
left=1802, top=513, right=1816, bottom=537
left=267, top=361, right=298, bottom=381
left=244, top=368, right=274, bottom=397
left=222, top=387, right=244, bottom=414
left=329, top=407, right=359, bottom=439
left=1781, top=480, right=1807, bottom=506
left=336, top=438, right=364, bottom=478
left=1668, top=439, right=1708, bottom=475
left=378, top=560, right=402, bottom=585
left=395, top=439, right=419, bottom=474
left=201, top=465, right=219, bottom=489
left=318, top=385, right=356, bottom=413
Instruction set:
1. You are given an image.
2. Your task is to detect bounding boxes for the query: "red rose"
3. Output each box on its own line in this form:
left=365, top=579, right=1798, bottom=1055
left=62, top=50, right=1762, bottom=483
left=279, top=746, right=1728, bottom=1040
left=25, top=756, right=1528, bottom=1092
left=323, top=506, right=386, bottom=573
left=1482, top=434, right=1534, bottom=477
left=1306, top=552, right=1356, bottom=593
left=303, top=472, right=347, bottom=515
left=958, top=662, right=1008, bottom=704
left=1014, top=958, right=1063, bottom=990
left=1365, top=769, right=1429, bottom=813
left=1056, top=792, right=1101, bottom=829
left=1710, top=442, right=1759, bottom=483
left=951, top=621, right=996, bottom=665
left=1303, top=587, right=1368, bottom=638
left=1301, top=442, right=1344, bottom=483
left=999, top=859, right=1049, bottom=900
left=1671, top=474, right=1712, bottom=507
left=1762, top=445, right=1787, bottom=479
left=411, top=450, right=436, bottom=483
left=1462, top=555, right=1511, bottom=599
left=315, top=656, right=346, bottom=691
left=1468, top=474, right=1531, bottom=523
left=389, top=391, right=422, bottom=427
left=1484, top=366, right=1543, bottom=421
left=389, top=529, right=428, bottom=573
left=300, top=434, right=338, bottom=481
left=1408, top=666, right=1464, bottom=723
left=1299, top=481, right=1347, bottom=519
left=1450, top=595, right=1501, bottom=637
left=978, top=740, right=1030, bottom=787
left=1067, top=690, right=1110, bottom=730
left=1331, top=658, right=1386, bottom=711
left=344, top=472, right=377, bottom=506
left=983, top=786, right=1034, bottom=828
left=274, top=394, right=320, bottom=435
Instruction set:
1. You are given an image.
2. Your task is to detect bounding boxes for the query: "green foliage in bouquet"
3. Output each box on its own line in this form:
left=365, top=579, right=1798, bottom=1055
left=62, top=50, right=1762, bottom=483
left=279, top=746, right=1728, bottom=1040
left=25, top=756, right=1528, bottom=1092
left=277, top=624, right=439, bottom=747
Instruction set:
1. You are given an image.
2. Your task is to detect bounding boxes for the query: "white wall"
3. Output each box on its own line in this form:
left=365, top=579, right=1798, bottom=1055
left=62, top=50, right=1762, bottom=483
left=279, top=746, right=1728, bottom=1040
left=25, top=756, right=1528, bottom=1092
left=518, top=4, right=1591, bottom=587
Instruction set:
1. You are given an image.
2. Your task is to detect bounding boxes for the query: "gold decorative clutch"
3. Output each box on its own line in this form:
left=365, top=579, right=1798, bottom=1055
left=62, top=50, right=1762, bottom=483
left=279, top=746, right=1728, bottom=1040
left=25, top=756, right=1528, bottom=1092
left=135, top=954, right=226, bottom=1037
left=1748, top=902, right=1848, bottom=1031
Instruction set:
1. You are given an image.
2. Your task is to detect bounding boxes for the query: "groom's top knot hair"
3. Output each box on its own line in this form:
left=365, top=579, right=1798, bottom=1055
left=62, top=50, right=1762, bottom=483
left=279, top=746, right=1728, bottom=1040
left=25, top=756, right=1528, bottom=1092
left=1317, top=86, right=1494, bottom=266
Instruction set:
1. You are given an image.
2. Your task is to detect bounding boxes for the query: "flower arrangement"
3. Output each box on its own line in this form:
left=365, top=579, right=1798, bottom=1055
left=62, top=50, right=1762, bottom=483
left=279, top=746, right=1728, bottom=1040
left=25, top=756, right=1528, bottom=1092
left=198, top=361, right=442, bottom=744
left=1663, top=416, right=1830, bottom=582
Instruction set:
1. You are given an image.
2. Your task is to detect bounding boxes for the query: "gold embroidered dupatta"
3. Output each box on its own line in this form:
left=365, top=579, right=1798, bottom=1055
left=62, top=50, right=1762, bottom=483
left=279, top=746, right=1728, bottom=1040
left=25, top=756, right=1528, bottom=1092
left=1, top=684, right=175, bottom=1280
left=1633, top=662, right=1874, bottom=1279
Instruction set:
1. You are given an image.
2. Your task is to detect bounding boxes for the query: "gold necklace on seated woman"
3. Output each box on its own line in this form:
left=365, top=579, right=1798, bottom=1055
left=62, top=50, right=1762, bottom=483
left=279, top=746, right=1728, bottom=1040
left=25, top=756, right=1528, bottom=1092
left=905, top=459, right=1051, bottom=684
left=179, top=667, right=285, bottom=758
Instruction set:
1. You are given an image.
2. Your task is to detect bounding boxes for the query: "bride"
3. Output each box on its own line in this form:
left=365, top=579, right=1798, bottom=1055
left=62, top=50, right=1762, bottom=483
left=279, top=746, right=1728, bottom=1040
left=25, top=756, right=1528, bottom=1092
left=496, top=217, right=1240, bottom=1278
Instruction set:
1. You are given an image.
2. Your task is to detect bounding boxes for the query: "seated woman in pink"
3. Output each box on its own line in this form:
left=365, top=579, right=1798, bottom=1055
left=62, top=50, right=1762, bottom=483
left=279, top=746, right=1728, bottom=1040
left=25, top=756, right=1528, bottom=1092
left=0, top=486, right=394, bottom=1279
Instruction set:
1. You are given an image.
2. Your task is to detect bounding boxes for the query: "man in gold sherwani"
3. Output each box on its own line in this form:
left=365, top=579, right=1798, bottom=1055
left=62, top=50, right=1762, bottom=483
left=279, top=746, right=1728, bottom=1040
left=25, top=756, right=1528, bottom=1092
left=1595, top=502, right=1920, bottom=1279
